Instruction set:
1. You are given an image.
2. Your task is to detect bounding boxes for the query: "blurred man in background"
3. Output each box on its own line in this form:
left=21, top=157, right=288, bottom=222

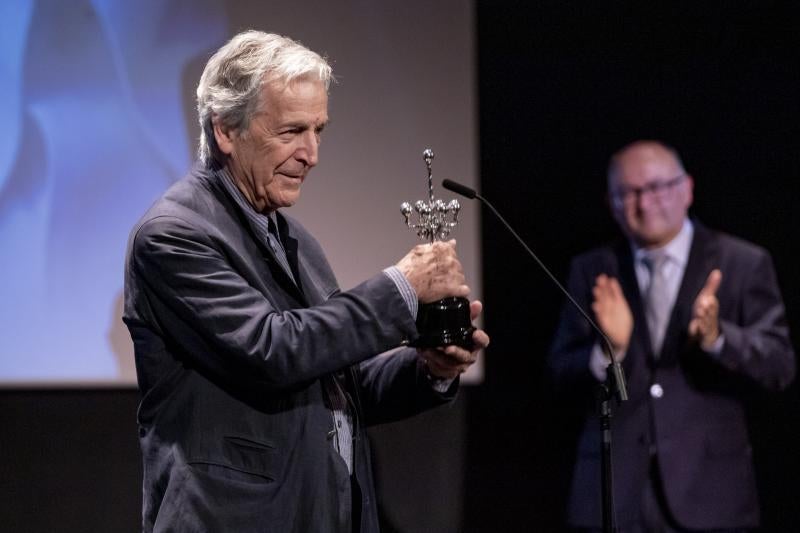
left=549, top=140, right=794, bottom=532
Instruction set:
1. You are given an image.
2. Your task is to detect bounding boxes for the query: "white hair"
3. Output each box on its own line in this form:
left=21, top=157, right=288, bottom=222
left=196, top=30, right=333, bottom=167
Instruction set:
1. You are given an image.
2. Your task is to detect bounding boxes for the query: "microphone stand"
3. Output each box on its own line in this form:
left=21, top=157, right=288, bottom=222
left=442, top=179, right=628, bottom=533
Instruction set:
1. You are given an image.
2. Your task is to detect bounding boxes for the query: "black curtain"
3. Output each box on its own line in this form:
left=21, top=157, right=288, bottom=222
left=468, top=1, right=800, bottom=531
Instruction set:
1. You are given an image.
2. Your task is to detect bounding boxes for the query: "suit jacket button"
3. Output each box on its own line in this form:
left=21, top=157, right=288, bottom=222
left=650, top=383, right=664, bottom=398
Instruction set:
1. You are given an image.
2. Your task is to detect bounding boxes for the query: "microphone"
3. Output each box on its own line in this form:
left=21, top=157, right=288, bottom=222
left=441, top=179, right=476, bottom=199
left=442, top=178, right=628, bottom=402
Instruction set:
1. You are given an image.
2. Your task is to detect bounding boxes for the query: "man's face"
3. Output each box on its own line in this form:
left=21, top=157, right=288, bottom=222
left=216, top=77, right=329, bottom=213
left=608, top=143, right=693, bottom=249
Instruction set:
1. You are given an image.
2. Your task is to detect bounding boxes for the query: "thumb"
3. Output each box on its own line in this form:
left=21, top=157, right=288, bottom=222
left=688, top=317, right=700, bottom=337
left=701, top=269, right=722, bottom=297
left=469, top=300, right=483, bottom=321
left=608, top=277, right=625, bottom=300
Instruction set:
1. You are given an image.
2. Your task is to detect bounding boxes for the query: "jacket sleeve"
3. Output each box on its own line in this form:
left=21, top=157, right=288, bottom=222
left=715, top=250, right=796, bottom=391
left=129, top=215, right=418, bottom=391
left=547, top=257, right=600, bottom=391
left=354, top=347, right=458, bottom=427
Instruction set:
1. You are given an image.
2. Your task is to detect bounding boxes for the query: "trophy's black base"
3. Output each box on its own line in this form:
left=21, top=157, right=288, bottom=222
left=411, top=296, right=475, bottom=350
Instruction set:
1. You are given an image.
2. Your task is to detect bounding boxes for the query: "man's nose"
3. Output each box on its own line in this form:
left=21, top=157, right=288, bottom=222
left=296, top=131, right=320, bottom=167
left=635, top=189, right=657, bottom=210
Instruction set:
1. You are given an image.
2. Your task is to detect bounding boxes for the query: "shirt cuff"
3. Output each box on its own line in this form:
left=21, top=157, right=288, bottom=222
left=589, top=343, right=609, bottom=381
left=702, top=334, right=725, bottom=356
left=589, top=342, right=626, bottom=382
left=427, top=373, right=456, bottom=393
left=383, top=266, right=418, bottom=319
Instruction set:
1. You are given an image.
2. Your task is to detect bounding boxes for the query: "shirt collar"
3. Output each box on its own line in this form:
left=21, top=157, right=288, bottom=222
left=216, top=167, right=284, bottom=241
left=217, top=167, right=281, bottom=220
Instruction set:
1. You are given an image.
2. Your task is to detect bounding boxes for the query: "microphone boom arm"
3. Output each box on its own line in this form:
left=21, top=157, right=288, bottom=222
left=442, top=178, right=627, bottom=533
left=441, top=179, right=628, bottom=401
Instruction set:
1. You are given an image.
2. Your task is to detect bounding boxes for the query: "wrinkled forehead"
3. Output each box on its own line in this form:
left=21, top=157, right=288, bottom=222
left=609, top=146, right=682, bottom=189
left=256, top=76, right=329, bottom=115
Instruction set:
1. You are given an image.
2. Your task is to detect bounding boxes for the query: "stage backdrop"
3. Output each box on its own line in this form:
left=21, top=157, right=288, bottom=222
left=0, top=0, right=480, bottom=386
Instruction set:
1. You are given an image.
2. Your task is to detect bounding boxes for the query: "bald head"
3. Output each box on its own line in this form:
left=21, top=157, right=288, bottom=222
left=607, top=140, right=694, bottom=249
left=608, top=141, right=685, bottom=185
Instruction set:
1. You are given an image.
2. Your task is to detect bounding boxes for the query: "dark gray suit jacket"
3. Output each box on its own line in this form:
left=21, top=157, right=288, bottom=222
left=549, top=221, right=795, bottom=529
left=124, top=166, right=455, bottom=532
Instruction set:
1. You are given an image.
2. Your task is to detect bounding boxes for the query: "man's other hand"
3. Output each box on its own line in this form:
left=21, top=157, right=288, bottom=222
left=689, top=269, right=722, bottom=350
left=592, top=274, right=633, bottom=357
left=420, top=300, right=489, bottom=379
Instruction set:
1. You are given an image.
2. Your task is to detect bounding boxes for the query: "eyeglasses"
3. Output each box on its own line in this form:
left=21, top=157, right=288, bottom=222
left=610, top=174, right=686, bottom=209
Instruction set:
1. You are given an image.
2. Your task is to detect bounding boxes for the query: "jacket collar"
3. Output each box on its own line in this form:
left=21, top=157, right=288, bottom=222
left=209, top=166, right=317, bottom=306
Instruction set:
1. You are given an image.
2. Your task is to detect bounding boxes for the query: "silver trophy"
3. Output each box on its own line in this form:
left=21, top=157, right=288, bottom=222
left=401, top=149, right=475, bottom=349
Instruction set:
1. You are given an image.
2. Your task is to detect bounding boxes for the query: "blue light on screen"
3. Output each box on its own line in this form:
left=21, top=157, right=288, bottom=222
left=0, top=0, right=226, bottom=383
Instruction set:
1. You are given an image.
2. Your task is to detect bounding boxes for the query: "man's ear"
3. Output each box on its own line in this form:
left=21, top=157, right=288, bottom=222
left=684, top=174, right=695, bottom=209
left=212, top=115, right=236, bottom=156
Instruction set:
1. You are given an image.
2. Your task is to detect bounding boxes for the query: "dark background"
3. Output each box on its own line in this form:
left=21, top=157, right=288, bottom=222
left=467, top=1, right=800, bottom=532
left=2, top=2, right=799, bottom=532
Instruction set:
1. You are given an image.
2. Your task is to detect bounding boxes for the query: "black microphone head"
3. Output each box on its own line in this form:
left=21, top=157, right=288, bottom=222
left=442, top=179, right=477, bottom=199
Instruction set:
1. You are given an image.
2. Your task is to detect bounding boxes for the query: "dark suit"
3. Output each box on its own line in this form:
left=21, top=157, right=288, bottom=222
left=123, top=166, right=455, bottom=532
left=549, top=221, right=795, bottom=530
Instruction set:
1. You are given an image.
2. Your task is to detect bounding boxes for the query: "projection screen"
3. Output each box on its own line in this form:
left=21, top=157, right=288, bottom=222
left=0, top=0, right=480, bottom=386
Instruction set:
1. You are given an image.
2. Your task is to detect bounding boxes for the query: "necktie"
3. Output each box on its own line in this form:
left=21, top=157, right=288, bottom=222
left=643, top=251, right=670, bottom=356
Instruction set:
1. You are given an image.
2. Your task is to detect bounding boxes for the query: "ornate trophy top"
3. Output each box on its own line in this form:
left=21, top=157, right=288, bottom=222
left=401, top=148, right=461, bottom=242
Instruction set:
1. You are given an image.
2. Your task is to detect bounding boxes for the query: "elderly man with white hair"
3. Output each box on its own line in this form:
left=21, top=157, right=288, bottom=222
left=124, top=30, right=488, bottom=533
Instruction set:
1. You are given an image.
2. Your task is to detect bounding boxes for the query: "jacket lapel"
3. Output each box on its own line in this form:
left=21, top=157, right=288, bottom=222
left=272, top=212, right=311, bottom=305
left=209, top=170, right=310, bottom=307
left=614, top=241, right=655, bottom=369
left=615, top=241, right=646, bottom=326
left=278, top=215, right=362, bottom=416
left=658, top=221, right=719, bottom=365
left=278, top=213, right=332, bottom=307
